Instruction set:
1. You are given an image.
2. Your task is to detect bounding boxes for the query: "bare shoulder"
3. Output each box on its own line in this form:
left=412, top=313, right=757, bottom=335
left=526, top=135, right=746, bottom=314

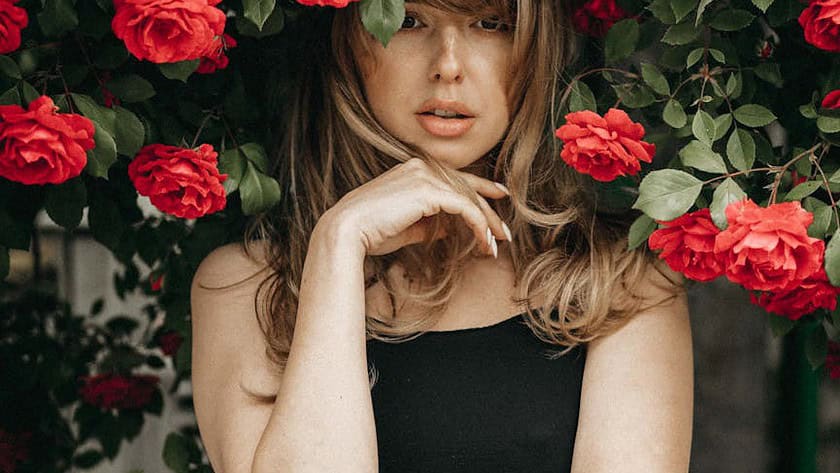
left=190, top=240, right=284, bottom=471
left=571, top=258, right=693, bottom=472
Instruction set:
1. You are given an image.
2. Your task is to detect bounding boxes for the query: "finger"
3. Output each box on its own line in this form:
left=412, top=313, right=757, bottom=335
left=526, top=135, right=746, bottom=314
left=474, top=193, right=509, bottom=244
left=426, top=191, right=494, bottom=256
left=401, top=216, right=449, bottom=247
left=456, top=171, right=510, bottom=200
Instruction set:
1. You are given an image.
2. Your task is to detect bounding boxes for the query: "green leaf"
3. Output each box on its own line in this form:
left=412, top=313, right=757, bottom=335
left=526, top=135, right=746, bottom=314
left=0, top=86, right=20, bottom=106
left=45, top=178, right=87, bottom=229
left=725, top=72, right=741, bottom=97
left=708, top=48, right=725, bottom=63
left=670, top=0, right=699, bottom=23
left=37, top=0, right=79, bottom=38
left=640, top=63, right=670, bottom=95
left=824, top=228, right=840, bottom=286
left=0, top=246, right=8, bottom=281
left=605, top=19, right=640, bottom=64
left=569, top=80, right=597, bottom=112
left=808, top=205, right=834, bottom=239
left=238, top=142, right=270, bottom=173
left=710, top=178, right=747, bottom=229
left=360, top=0, right=406, bottom=47
left=71, top=93, right=117, bottom=136
left=611, top=83, right=655, bottom=108
left=752, top=0, right=775, bottom=13
left=817, top=116, right=840, bottom=133
left=695, top=0, right=715, bottom=26
left=662, top=21, right=702, bottom=45
left=0, top=55, right=21, bottom=79
left=113, top=106, right=145, bottom=156
left=218, top=148, right=247, bottom=194
left=85, top=121, right=118, bottom=178
left=768, top=314, right=797, bottom=337
left=647, top=0, right=677, bottom=23
left=726, top=128, right=756, bottom=171
left=686, top=47, right=704, bottom=69
left=106, top=74, right=156, bottom=103
left=163, top=433, right=191, bottom=473
left=800, top=103, right=818, bottom=119
left=632, top=169, right=704, bottom=221
left=692, top=109, right=716, bottom=146
left=19, top=81, right=40, bottom=104
left=628, top=213, right=657, bottom=250
left=754, top=62, right=783, bottom=88
left=243, top=0, right=276, bottom=31
left=709, top=9, right=755, bottom=30
left=239, top=161, right=281, bottom=215
left=714, top=113, right=732, bottom=141
left=829, top=167, right=840, bottom=183
left=236, top=5, right=285, bottom=38
left=158, top=60, right=200, bottom=83
left=733, top=104, right=777, bottom=127
left=679, top=140, right=727, bottom=174
left=663, top=99, right=687, bottom=128
left=805, top=324, right=828, bottom=371
left=783, top=181, right=822, bottom=201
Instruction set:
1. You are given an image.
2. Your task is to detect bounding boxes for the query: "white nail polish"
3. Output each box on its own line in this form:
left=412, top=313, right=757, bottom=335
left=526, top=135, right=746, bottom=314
left=502, top=222, right=512, bottom=241
left=486, top=227, right=492, bottom=248
left=491, top=238, right=498, bottom=258
left=494, top=182, right=510, bottom=195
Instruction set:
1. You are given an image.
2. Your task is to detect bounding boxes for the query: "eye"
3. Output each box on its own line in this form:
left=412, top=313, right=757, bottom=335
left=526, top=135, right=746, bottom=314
left=475, top=16, right=512, bottom=32
left=400, top=13, right=423, bottom=30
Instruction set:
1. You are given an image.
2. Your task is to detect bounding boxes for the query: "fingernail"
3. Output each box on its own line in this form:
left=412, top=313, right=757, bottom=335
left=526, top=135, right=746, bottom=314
left=494, top=182, right=510, bottom=195
left=501, top=222, right=512, bottom=242
left=491, top=238, right=498, bottom=258
left=486, top=227, right=493, bottom=249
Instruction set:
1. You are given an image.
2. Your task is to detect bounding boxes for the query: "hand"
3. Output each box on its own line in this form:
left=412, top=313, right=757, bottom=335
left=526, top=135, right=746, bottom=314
left=318, top=158, right=511, bottom=257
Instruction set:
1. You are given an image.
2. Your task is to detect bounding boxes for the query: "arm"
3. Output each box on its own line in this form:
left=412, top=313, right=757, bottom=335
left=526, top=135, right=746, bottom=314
left=570, top=261, right=694, bottom=473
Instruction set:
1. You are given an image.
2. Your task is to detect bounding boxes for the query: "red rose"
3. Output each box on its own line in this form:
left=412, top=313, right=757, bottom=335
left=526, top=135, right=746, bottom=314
left=296, top=0, right=359, bottom=6
left=78, top=373, right=160, bottom=410
left=827, top=341, right=840, bottom=379
left=128, top=143, right=227, bottom=219
left=554, top=108, right=655, bottom=182
left=111, top=0, right=226, bottom=63
left=0, top=0, right=28, bottom=54
left=149, top=273, right=164, bottom=292
left=158, top=331, right=184, bottom=356
left=648, top=208, right=724, bottom=282
left=750, top=269, right=840, bottom=320
left=571, top=0, right=632, bottom=38
left=196, top=33, right=237, bottom=74
left=821, top=89, right=840, bottom=109
left=713, top=199, right=824, bottom=292
left=0, top=429, right=30, bottom=473
left=798, top=0, right=840, bottom=53
left=0, top=95, right=96, bottom=185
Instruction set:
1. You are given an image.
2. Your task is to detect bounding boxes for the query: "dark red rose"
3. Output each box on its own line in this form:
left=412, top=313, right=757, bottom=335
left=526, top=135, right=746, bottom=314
left=750, top=269, right=840, bottom=320
left=648, top=208, right=724, bottom=282
left=756, top=39, right=774, bottom=59
left=821, top=89, right=840, bottom=109
left=296, top=0, right=359, bottom=6
left=0, top=0, right=28, bottom=55
left=196, top=33, right=237, bottom=74
left=149, top=273, right=163, bottom=292
left=571, top=0, right=632, bottom=38
left=714, top=199, right=824, bottom=292
left=0, top=95, right=96, bottom=185
left=111, top=0, right=226, bottom=63
left=798, top=0, right=840, bottom=53
left=554, top=107, right=655, bottom=182
left=128, top=143, right=227, bottom=219
left=158, top=331, right=183, bottom=357
left=0, top=429, right=31, bottom=473
left=827, top=341, right=840, bottom=379
left=79, top=373, right=160, bottom=410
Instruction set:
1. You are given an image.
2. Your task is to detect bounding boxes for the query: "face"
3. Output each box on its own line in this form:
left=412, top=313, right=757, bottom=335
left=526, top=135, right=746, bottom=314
left=356, top=2, right=515, bottom=170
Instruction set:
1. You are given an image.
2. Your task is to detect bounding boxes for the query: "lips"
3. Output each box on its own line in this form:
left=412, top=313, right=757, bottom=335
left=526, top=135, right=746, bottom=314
left=416, top=98, right=476, bottom=117
left=415, top=98, right=476, bottom=137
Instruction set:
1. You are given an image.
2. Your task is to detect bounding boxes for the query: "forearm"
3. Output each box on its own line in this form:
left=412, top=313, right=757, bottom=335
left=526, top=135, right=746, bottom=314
left=251, top=215, right=377, bottom=473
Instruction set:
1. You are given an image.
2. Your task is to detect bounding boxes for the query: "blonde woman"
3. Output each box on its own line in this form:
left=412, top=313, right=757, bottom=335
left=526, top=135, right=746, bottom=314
left=190, top=0, right=694, bottom=472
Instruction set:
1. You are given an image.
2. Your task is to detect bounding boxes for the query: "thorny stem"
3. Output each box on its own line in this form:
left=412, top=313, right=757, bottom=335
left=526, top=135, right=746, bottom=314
left=768, top=142, right=825, bottom=204
left=810, top=145, right=839, bottom=229
left=190, top=112, right=217, bottom=149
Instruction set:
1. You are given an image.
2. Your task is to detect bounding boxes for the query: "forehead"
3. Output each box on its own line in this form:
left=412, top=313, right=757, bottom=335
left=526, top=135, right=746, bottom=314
left=408, top=0, right=516, bottom=17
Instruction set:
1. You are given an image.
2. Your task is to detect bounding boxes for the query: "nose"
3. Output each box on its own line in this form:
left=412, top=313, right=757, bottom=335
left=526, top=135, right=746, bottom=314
left=429, top=29, right=464, bottom=84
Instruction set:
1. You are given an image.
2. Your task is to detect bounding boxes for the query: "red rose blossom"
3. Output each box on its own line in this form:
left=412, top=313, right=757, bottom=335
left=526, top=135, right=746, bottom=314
left=827, top=341, right=840, bottom=379
left=571, top=0, right=632, bottom=38
left=0, top=95, right=96, bottom=185
left=111, top=0, right=226, bottom=63
left=821, top=89, right=840, bottom=109
left=196, top=33, right=237, bottom=74
left=798, top=0, right=840, bottom=53
left=713, top=199, right=825, bottom=292
left=78, top=373, right=160, bottom=410
left=128, top=143, right=227, bottom=219
left=554, top=107, right=655, bottom=182
left=0, top=0, right=28, bottom=55
left=0, top=429, right=30, bottom=473
left=158, top=331, right=184, bottom=356
left=149, top=273, right=164, bottom=292
left=648, top=208, right=724, bottom=282
left=750, top=268, right=840, bottom=320
left=296, top=0, right=359, bottom=6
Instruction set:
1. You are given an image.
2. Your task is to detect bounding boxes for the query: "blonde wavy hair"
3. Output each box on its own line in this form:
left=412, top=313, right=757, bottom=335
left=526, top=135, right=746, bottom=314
left=240, top=0, right=684, bottom=370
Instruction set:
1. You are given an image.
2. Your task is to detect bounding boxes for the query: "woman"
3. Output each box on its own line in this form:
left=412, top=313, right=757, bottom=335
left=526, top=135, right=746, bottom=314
left=190, top=1, right=694, bottom=472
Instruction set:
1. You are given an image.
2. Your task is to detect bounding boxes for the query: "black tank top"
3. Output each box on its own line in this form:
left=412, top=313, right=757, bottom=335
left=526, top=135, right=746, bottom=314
left=366, top=309, right=586, bottom=472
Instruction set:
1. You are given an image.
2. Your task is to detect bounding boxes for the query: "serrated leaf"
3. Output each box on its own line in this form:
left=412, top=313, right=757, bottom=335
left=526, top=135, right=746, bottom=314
left=235, top=6, right=285, bottom=38
left=218, top=148, right=246, bottom=194
left=800, top=103, right=818, bottom=119
left=825, top=228, right=840, bottom=286
left=242, top=0, right=276, bottom=31
left=733, top=104, right=777, bottom=127
left=817, top=116, right=840, bottom=133
left=671, top=0, right=699, bottom=23
left=38, top=0, right=79, bottom=38
left=725, top=73, right=739, bottom=96
left=113, top=106, right=145, bottom=156
left=695, top=0, right=715, bottom=26
left=632, top=169, right=704, bottom=220
left=710, top=177, right=746, bottom=229
left=647, top=0, right=677, bottom=23
left=662, top=21, right=702, bottom=45
left=605, top=19, right=640, bottom=64
left=158, top=60, right=200, bottom=83
left=709, top=8, right=755, bottom=30
left=679, top=139, right=727, bottom=174
left=726, top=128, right=756, bottom=171
left=45, top=178, right=87, bottom=229
left=106, top=74, right=156, bottom=103
left=360, top=0, right=406, bottom=47
left=71, top=93, right=116, bottom=136
left=692, top=109, right=716, bottom=146
left=628, top=213, right=657, bottom=250
left=708, top=48, right=725, bottom=63
left=714, top=113, right=732, bottom=140
left=808, top=205, right=834, bottom=239
left=0, top=55, right=20, bottom=79
left=641, top=63, right=670, bottom=95
left=239, top=161, right=281, bottom=215
left=752, top=0, right=775, bottom=13
left=85, top=121, right=118, bottom=178
left=829, top=168, right=840, bottom=183
left=569, top=80, right=597, bottom=112
left=783, top=181, right=822, bottom=201
left=663, top=99, right=687, bottom=128
left=754, top=62, right=783, bottom=88
left=686, top=48, right=704, bottom=68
